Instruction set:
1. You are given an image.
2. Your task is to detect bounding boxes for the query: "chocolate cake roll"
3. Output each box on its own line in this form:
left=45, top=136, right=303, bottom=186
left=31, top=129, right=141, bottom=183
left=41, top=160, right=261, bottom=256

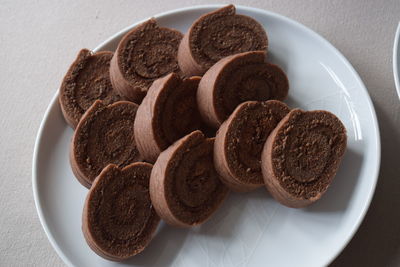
left=70, top=100, right=142, bottom=188
left=82, top=162, right=160, bottom=261
left=177, top=5, right=268, bottom=76
left=134, top=73, right=205, bottom=163
left=197, top=50, right=289, bottom=128
left=261, top=109, right=347, bottom=208
left=150, top=130, right=229, bottom=227
left=214, top=100, right=290, bottom=192
left=59, top=49, right=122, bottom=128
left=110, top=19, right=183, bottom=103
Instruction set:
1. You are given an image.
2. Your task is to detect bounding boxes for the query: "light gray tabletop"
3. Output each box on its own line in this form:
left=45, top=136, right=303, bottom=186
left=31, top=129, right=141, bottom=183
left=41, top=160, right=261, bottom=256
left=1, top=0, right=399, bottom=266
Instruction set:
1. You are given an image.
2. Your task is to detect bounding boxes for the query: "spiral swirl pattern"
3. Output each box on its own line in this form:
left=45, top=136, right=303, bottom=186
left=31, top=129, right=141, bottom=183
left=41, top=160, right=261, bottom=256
left=72, top=101, right=142, bottom=188
left=59, top=49, right=122, bottom=128
left=158, top=77, right=203, bottom=145
left=110, top=19, right=182, bottom=102
left=74, top=51, right=121, bottom=110
left=266, top=109, right=347, bottom=201
left=171, top=142, right=221, bottom=211
left=220, top=64, right=287, bottom=120
left=150, top=131, right=228, bottom=227
left=190, top=5, right=268, bottom=69
left=83, top=163, right=159, bottom=260
left=135, top=74, right=205, bottom=163
left=197, top=51, right=289, bottom=127
left=120, top=24, right=182, bottom=80
left=215, top=101, right=289, bottom=191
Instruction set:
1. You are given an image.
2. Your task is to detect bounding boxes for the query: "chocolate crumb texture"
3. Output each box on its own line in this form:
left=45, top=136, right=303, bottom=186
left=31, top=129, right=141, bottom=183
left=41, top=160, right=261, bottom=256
left=110, top=19, right=183, bottom=103
left=261, top=109, right=347, bottom=208
left=82, top=163, right=160, bottom=261
left=70, top=100, right=142, bottom=188
left=134, top=73, right=208, bottom=163
left=197, top=50, right=289, bottom=128
left=150, top=130, right=229, bottom=227
left=214, top=100, right=290, bottom=192
left=178, top=4, right=268, bottom=76
left=59, top=49, right=123, bottom=128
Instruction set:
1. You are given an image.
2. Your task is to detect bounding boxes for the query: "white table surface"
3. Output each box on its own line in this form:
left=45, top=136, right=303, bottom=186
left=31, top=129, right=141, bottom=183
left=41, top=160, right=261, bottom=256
left=1, top=0, right=399, bottom=266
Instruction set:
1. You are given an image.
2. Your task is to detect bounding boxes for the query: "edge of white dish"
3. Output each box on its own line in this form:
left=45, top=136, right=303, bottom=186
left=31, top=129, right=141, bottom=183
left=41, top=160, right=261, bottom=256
left=393, top=22, right=400, bottom=100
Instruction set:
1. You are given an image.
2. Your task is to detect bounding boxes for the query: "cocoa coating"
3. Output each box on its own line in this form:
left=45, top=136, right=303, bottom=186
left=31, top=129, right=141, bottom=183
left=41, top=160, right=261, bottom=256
left=59, top=49, right=123, bottom=128
left=70, top=100, right=142, bottom=188
left=261, top=109, right=347, bottom=208
left=178, top=5, right=268, bottom=76
left=150, top=130, right=229, bottom=227
left=134, top=73, right=206, bottom=163
left=82, top=163, right=160, bottom=261
left=214, top=100, right=290, bottom=192
left=197, top=51, right=289, bottom=128
left=110, top=18, right=183, bottom=103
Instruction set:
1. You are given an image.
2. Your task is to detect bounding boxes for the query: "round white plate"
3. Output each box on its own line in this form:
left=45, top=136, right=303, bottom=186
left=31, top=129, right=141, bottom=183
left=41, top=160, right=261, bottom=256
left=33, top=5, right=381, bottom=267
left=393, top=22, right=400, bottom=100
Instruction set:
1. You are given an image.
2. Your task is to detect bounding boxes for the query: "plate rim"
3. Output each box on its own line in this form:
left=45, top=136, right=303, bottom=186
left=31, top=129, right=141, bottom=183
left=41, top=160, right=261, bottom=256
left=32, top=4, right=381, bottom=267
left=393, top=22, right=400, bottom=100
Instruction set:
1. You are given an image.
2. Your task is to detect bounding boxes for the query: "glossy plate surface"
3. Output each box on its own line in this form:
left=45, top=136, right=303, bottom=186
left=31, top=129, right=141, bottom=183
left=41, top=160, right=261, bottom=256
left=394, top=23, right=400, bottom=100
left=33, top=5, right=380, bottom=267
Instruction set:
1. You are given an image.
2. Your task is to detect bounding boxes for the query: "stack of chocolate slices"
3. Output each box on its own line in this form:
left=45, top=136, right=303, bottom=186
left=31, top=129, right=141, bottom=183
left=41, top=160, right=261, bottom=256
left=58, top=5, right=347, bottom=261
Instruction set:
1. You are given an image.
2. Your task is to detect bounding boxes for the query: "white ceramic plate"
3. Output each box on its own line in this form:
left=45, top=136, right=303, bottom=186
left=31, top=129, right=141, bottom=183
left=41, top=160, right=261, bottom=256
left=33, top=5, right=381, bottom=267
left=394, top=22, right=400, bottom=100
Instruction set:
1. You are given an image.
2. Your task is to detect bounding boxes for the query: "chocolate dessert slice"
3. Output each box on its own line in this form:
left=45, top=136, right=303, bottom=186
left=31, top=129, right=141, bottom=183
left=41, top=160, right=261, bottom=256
left=134, top=73, right=205, bottom=163
left=261, top=109, right=347, bottom=208
left=150, top=131, right=229, bottom=227
left=110, top=19, right=183, bottom=103
left=197, top=50, right=289, bottom=128
left=59, top=49, right=122, bottom=128
left=82, top=163, right=159, bottom=261
left=214, top=100, right=290, bottom=192
left=178, top=5, right=268, bottom=76
left=70, top=100, right=142, bottom=188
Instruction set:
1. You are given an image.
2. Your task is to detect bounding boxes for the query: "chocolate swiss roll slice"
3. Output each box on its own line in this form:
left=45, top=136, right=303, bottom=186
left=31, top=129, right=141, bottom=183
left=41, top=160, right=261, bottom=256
left=214, top=100, right=290, bottom=192
left=197, top=50, right=289, bottom=128
left=59, top=49, right=122, bottom=128
left=134, top=73, right=205, bottom=163
left=261, top=109, right=347, bottom=208
left=110, top=19, right=183, bottom=103
left=83, top=163, right=160, bottom=261
left=178, top=4, right=268, bottom=76
left=150, top=130, right=229, bottom=227
left=70, top=100, right=142, bottom=188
